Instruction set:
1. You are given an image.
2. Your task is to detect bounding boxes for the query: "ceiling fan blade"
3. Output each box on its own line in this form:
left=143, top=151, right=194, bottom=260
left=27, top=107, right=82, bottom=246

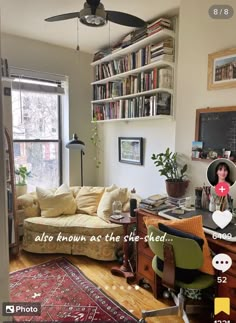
left=45, top=12, right=80, bottom=22
left=106, top=11, right=146, bottom=28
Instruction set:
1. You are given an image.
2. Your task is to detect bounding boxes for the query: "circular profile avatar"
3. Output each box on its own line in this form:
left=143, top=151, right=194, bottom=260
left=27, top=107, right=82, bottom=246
left=207, top=158, right=236, bottom=187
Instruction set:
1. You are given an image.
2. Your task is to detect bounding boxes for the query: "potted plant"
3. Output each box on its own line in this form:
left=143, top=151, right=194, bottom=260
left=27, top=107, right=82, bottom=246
left=151, top=148, right=188, bottom=198
left=90, top=119, right=102, bottom=168
left=15, top=165, right=31, bottom=197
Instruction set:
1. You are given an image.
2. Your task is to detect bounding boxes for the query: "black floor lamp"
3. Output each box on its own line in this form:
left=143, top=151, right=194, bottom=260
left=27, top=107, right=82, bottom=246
left=66, top=133, right=85, bottom=186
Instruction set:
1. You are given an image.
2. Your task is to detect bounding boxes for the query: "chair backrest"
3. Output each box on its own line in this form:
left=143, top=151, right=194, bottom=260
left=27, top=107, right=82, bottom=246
left=147, top=225, right=203, bottom=270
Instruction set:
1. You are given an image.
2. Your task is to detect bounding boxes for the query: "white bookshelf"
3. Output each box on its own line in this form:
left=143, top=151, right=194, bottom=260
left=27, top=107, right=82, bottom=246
left=92, top=88, right=173, bottom=104
left=91, top=29, right=175, bottom=66
left=91, top=115, right=174, bottom=123
left=91, top=60, right=174, bottom=85
left=91, top=25, right=176, bottom=123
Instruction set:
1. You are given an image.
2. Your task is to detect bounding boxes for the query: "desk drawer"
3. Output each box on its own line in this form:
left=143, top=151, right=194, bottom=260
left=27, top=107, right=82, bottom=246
left=137, top=232, right=154, bottom=258
left=137, top=214, right=148, bottom=234
left=137, top=253, right=155, bottom=282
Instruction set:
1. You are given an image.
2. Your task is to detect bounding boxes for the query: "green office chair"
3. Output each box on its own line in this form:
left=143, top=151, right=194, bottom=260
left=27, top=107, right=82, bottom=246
left=139, top=225, right=215, bottom=323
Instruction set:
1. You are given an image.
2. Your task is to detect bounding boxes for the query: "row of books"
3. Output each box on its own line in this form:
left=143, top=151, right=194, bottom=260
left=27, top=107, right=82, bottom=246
left=93, top=67, right=173, bottom=100
left=94, top=38, right=174, bottom=81
left=93, top=16, right=173, bottom=62
left=7, top=189, right=13, bottom=213
left=92, top=92, right=171, bottom=120
left=1, top=58, right=9, bottom=77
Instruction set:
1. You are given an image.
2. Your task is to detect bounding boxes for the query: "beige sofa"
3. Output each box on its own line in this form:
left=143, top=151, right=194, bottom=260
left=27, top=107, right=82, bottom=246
left=17, top=185, right=133, bottom=261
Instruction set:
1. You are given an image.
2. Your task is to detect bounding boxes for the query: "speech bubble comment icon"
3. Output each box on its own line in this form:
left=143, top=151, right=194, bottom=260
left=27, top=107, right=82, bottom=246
left=212, top=253, right=232, bottom=273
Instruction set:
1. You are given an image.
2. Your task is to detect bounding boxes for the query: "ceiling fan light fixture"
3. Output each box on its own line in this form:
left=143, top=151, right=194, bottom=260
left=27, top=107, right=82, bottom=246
left=80, top=3, right=107, bottom=27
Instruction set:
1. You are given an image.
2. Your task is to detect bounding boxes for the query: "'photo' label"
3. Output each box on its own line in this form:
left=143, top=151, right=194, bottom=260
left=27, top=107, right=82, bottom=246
left=2, top=302, right=41, bottom=316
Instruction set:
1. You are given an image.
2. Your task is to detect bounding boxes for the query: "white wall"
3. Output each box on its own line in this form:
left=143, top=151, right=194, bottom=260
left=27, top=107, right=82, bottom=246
left=1, top=33, right=95, bottom=186
left=99, top=0, right=236, bottom=199
left=176, top=0, right=236, bottom=198
left=97, top=118, right=175, bottom=197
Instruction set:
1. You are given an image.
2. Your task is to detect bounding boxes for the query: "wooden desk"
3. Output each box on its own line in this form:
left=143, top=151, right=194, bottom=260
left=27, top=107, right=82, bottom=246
left=136, top=208, right=236, bottom=321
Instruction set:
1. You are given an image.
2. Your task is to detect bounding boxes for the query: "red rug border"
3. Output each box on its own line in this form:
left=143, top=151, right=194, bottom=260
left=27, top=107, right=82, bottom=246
left=10, top=256, right=138, bottom=322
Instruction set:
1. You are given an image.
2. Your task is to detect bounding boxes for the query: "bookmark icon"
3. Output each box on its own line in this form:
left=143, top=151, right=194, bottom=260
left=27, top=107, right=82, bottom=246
left=214, top=297, right=230, bottom=315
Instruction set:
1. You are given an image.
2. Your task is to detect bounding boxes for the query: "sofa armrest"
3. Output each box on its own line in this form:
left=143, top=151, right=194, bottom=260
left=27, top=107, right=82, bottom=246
left=17, top=192, right=41, bottom=217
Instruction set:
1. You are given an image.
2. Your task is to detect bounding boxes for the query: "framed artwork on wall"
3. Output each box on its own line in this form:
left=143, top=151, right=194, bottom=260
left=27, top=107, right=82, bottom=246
left=118, top=137, right=143, bottom=165
left=208, top=48, right=236, bottom=90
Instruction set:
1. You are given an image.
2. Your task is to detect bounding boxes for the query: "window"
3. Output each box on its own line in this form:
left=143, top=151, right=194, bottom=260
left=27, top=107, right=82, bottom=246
left=11, top=74, right=63, bottom=191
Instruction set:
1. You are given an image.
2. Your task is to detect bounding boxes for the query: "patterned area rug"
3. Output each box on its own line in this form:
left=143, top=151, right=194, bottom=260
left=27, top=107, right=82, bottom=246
left=10, top=257, right=137, bottom=322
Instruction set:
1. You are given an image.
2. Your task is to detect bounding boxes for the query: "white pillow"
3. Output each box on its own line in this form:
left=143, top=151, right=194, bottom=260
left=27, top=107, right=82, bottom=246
left=97, top=187, right=128, bottom=221
left=36, top=183, right=77, bottom=218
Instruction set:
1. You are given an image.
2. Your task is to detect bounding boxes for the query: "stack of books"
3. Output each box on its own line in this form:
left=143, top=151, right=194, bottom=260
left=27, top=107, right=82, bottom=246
left=131, top=26, right=147, bottom=43
left=150, top=38, right=174, bottom=63
left=147, top=18, right=172, bottom=36
left=158, top=68, right=173, bottom=88
left=139, top=195, right=168, bottom=214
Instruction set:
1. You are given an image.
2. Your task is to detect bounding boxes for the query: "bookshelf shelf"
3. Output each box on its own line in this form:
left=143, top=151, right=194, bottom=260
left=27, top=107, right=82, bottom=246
left=5, top=128, right=19, bottom=255
left=91, top=87, right=173, bottom=104
left=92, top=115, right=173, bottom=123
left=91, top=60, right=174, bottom=85
left=91, top=20, right=177, bottom=123
left=91, top=29, right=175, bottom=66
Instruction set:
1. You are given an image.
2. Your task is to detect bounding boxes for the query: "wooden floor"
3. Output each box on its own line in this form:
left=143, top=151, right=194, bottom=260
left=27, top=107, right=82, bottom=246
left=10, top=250, right=210, bottom=323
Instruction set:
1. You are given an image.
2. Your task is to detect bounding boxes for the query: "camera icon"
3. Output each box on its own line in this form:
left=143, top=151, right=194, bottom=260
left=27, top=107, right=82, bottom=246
left=5, top=305, right=14, bottom=313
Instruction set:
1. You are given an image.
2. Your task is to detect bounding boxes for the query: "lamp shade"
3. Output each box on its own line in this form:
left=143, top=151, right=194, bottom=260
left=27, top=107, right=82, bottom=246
left=66, top=133, right=85, bottom=150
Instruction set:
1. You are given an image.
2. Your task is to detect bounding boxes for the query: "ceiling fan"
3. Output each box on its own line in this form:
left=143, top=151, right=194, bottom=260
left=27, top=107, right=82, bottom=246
left=45, top=0, right=146, bottom=28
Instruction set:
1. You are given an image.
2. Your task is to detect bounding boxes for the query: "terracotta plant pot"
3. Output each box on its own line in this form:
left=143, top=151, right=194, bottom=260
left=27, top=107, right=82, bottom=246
left=165, top=180, right=189, bottom=198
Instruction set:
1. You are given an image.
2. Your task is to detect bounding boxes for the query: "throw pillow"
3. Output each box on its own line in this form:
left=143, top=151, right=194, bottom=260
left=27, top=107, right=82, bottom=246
left=97, top=187, right=128, bottom=221
left=157, top=223, right=204, bottom=283
left=37, top=183, right=77, bottom=218
left=70, top=186, right=81, bottom=198
left=144, top=215, right=214, bottom=275
left=75, top=186, right=105, bottom=215
left=158, top=223, right=204, bottom=248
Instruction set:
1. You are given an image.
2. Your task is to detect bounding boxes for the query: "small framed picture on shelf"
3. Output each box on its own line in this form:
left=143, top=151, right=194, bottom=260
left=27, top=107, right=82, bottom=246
left=208, top=48, right=236, bottom=90
left=192, top=141, right=203, bottom=158
left=118, top=137, right=143, bottom=165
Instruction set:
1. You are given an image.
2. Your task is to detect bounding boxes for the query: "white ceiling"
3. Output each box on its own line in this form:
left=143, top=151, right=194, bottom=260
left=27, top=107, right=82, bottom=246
left=0, top=0, right=180, bottom=54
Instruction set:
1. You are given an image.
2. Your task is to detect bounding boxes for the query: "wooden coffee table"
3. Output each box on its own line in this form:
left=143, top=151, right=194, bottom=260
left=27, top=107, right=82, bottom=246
left=110, top=213, right=136, bottom=279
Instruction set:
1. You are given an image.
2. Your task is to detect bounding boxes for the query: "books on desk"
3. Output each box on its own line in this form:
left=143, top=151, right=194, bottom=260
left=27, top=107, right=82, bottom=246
left=139, top=203, right=171, bottom=215
left=139, top=194, right=168, bottom=214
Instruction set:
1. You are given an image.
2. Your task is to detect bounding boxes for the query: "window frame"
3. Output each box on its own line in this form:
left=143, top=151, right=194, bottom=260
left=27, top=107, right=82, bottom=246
left=12, top=78, right=63, bottom=187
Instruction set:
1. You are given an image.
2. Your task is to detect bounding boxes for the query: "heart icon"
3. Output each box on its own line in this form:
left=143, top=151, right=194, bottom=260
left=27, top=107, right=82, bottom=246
left=212, top=210, right=233, bottom=229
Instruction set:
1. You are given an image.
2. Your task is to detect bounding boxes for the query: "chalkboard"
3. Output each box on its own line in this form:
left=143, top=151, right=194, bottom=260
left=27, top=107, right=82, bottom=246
left=195, top=106, right=236, bottom=154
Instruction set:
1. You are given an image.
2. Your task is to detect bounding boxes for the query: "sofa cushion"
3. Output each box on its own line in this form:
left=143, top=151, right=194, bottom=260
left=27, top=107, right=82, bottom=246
left=37, top=184, right=77, bottom=218
left=75, top=186, right=105, bottom=215
left=24, top=213, right=124, bottom=236
left=97, top=186, right=128, bottom=221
